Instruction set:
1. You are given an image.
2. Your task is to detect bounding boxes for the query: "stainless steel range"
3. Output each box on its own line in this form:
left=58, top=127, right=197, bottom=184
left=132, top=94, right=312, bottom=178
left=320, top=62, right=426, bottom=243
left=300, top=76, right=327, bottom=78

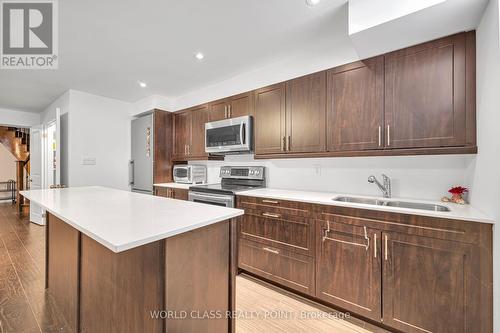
left=188, top=166, right=265, bottom=208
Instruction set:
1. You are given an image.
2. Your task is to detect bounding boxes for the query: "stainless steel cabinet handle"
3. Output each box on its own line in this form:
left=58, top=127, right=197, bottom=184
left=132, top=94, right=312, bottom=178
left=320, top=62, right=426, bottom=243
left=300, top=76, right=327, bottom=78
left=374, top=234, right=377, bottom=258
left=262, top=212, right=281, bottom=218
left=262, top=247, right=280, bottom=254
left=378, top=126, right=382, bottom=147
left=228, top=105, right=232, bottom=118
left=287, top=135, right=291, bottom=151
left=224, top=106, right=228, bottom=119
left=385, top=234, right=389, bottom=261
left=387, top=125, right=391, bottom=146
left=262, top=199, right=279, bottom=204
left=363, top=226, right=369, bottom=251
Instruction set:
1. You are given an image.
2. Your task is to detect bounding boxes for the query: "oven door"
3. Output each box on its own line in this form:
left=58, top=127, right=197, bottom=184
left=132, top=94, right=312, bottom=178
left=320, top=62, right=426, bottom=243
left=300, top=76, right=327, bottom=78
left=188, top=191, right=235, bottom=208
left=205, top=116, right=252, bottom=154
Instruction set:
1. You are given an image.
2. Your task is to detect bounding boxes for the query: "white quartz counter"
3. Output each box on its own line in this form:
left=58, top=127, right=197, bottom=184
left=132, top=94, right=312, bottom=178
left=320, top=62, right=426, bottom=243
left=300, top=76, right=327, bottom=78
left=153, top=182, right=191, bottom=190
left=237, top=188, right=494, bottom=224
left=21, top=186, right=244, bottom=253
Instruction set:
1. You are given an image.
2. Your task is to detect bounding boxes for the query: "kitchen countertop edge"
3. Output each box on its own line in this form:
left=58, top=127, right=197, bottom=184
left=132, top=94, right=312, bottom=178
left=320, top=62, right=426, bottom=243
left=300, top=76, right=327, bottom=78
left=236, top=188, right=494, bottom=224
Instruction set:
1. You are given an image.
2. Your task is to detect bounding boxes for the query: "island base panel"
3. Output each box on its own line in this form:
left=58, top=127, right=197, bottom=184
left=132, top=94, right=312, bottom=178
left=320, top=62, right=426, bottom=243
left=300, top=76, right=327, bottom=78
left=80, top=235, right=164, bottom=333
left=46, top=214, right=80, bottom=332
left=45, top=212, right=233, bottom=333
left=166, top=220, right=230, bottom=333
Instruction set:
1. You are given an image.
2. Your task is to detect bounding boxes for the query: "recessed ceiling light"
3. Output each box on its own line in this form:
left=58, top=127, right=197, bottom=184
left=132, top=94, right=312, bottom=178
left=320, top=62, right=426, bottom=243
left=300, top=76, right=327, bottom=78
left=194, top=52, right=205, bottom=60
left=138, top=81, right=147, bottom=88
left=306, top=0, right=320, bottom=6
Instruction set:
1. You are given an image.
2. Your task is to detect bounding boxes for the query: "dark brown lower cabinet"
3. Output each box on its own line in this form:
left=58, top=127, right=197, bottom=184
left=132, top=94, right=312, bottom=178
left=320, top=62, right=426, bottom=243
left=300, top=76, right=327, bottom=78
left=238, top=238, right=315, bottom=295
left=154, top=186, right=188, bottom=200
left=315, top=220, right=381, bottom=321
left=382, top=232, right=473, bottom=333
left=237, top=195, right=492, bottom=333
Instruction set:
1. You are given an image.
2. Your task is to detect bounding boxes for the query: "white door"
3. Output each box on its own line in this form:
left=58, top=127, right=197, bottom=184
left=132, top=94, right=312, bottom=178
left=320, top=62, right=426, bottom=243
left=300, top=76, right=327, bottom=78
left=29, top=125, right=44, bottom=225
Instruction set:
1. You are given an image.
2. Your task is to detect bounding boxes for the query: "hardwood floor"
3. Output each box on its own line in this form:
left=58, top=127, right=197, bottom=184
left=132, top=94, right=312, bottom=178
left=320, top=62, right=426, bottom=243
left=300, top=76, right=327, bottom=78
left=0, top=203, right=71, bottom=333
left=236, top=274, right=386, bottom=333
left=0, top=202, right=382, bottom=333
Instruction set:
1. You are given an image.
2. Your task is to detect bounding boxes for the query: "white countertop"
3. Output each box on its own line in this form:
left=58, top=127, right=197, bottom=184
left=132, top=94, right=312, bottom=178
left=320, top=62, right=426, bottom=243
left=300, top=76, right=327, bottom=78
left=21, top=186, right=244, bottom=253
left=237, top=188, right=494, bottom=224
left=153, top=182, right=192, bottom=190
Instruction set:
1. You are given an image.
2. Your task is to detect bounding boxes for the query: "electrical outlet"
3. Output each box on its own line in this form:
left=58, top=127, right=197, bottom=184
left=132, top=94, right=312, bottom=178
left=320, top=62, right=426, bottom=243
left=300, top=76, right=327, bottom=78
left=81, top=157, right=96, bottom=165
left=313, top=164, right=321, bottom=176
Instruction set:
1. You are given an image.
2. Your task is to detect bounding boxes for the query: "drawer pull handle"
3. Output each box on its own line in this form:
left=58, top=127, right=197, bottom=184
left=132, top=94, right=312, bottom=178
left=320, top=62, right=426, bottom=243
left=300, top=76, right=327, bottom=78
left=374, top=234, right=377, bottom=258
left=323, top=223, right=370, bottom=251
left=262, top=199, right=279, bottom=204
left=262, top=247, right=280, bottom=254
left=262, top=212, right=280, bottom=218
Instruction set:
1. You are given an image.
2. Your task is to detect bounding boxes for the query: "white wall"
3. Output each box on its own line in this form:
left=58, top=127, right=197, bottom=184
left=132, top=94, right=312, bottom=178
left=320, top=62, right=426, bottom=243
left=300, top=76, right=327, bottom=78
left=0, top=144, right=16, bottom=181
left=40, top=91, right=70, bottom=123
left=191, top=154, right=473, bottom=201
left=0, top=108, right=40, bottom=127
left=68, top=90, right=134, bottom=190
left=466, top=0, right=500, bottom=330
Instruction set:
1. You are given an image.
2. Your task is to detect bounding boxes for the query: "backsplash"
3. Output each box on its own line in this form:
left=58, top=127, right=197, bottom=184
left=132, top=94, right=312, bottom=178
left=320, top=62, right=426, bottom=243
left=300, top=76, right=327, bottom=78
left=189, top=154, right=475, bottom=201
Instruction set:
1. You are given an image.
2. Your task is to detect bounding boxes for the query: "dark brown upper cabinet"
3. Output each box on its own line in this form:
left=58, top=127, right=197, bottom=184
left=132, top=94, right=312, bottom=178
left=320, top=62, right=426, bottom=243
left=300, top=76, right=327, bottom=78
left=208, top=92, right=254, bottom=122
left=327, top=57, right=384, bottom=151
left=384, top=33, right=467, bottom=149
left=286, top=72, right=326, bottom=153
left=254, top=72, right=326, bottom=155
left=254, top=83, right=286, bottom=155
left=172, top=110, right=191, bottom=160
left=189, top=104, right=209, bottom=157
left=172, top=104, right=210, bottom=160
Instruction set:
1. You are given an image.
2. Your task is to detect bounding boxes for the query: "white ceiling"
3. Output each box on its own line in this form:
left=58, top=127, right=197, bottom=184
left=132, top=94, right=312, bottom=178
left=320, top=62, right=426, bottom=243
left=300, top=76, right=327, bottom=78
left=0, top=0, right=488, bottom=113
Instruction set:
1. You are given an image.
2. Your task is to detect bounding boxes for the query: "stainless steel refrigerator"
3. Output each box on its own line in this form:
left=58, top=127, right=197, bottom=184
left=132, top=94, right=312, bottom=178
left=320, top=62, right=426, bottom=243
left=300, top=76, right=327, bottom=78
left=130, top=114, right=154, bottom=194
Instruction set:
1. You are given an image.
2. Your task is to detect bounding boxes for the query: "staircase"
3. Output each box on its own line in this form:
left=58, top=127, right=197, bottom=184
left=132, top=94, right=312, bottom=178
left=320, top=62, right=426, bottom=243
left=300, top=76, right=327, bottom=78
left=0, top=126, right=30, bottom=162
left=0, top=126, right=30, bottom=214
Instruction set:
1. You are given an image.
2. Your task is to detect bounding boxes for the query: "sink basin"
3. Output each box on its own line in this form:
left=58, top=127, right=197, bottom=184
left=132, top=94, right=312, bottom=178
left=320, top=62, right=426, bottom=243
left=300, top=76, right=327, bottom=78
left=333, top=196, right=450, bottom=212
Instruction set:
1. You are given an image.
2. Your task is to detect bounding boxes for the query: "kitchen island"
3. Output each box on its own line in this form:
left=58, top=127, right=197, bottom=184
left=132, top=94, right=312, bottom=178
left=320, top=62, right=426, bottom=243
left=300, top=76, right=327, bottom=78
left=21, top=186, right=244, bottom=333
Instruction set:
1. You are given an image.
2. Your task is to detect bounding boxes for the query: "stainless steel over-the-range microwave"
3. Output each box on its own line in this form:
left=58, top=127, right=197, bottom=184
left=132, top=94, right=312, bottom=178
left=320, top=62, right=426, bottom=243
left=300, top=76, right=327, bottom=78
left=205, top=116, right=253, bottom=154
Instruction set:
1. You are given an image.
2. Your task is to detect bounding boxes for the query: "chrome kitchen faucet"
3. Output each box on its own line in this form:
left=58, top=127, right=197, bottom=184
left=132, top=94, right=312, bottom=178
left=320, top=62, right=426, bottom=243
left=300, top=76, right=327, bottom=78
left=368, top=174, right=391, bottom=198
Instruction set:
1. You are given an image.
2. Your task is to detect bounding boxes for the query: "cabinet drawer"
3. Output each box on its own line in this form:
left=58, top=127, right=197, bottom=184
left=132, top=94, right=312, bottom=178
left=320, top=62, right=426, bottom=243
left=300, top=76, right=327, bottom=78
left=237, top=196, right=312, bottom=218
left=238, top=239, right=315, bottom=296
left=239, top=212, right=314, bottom=257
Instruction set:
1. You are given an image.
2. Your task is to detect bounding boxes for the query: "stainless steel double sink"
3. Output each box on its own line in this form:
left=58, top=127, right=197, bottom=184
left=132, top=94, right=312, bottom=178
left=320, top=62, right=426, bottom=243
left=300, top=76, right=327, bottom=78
left=333, top=196, right=450, bottom=212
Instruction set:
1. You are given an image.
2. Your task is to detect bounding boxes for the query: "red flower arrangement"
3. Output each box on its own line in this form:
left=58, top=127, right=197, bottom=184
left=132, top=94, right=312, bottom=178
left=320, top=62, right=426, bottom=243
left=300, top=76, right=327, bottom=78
left=448, top=186, right=469, bottom=195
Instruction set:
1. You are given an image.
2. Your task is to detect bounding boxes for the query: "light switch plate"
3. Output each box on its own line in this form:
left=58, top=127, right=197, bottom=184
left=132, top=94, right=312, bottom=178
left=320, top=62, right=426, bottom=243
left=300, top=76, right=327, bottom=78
left=81, top=157, right=96, bottom=165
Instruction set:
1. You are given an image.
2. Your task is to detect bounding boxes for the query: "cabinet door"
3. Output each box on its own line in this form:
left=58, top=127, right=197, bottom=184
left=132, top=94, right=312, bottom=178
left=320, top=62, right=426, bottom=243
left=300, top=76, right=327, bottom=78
left=189, top=105, right=209, bottom=157
left=254, top=83, right=286, bottom=155
left=228, top=92, right=253, bottom=118
left=172, top=188, right=188, bottom=201
left=154, top=187, right=169, bottom=197
left=382, top=232, right=472, bottom=333
left=286, top=72, right=326, bottom=153
left=327, top=57, right=384, bottom=151
left=208, top=99, right=228, bottom=122
left=384, top=33, right=466, bottom=148
left=173, top=111, right=190, bottom=159
left=316, top=220, right=381, bottom=321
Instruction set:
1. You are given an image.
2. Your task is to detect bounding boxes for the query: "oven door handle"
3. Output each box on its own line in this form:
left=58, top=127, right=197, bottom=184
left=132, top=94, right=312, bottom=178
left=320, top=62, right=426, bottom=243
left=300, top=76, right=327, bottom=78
left=189, top=192, right=234, bottom=205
